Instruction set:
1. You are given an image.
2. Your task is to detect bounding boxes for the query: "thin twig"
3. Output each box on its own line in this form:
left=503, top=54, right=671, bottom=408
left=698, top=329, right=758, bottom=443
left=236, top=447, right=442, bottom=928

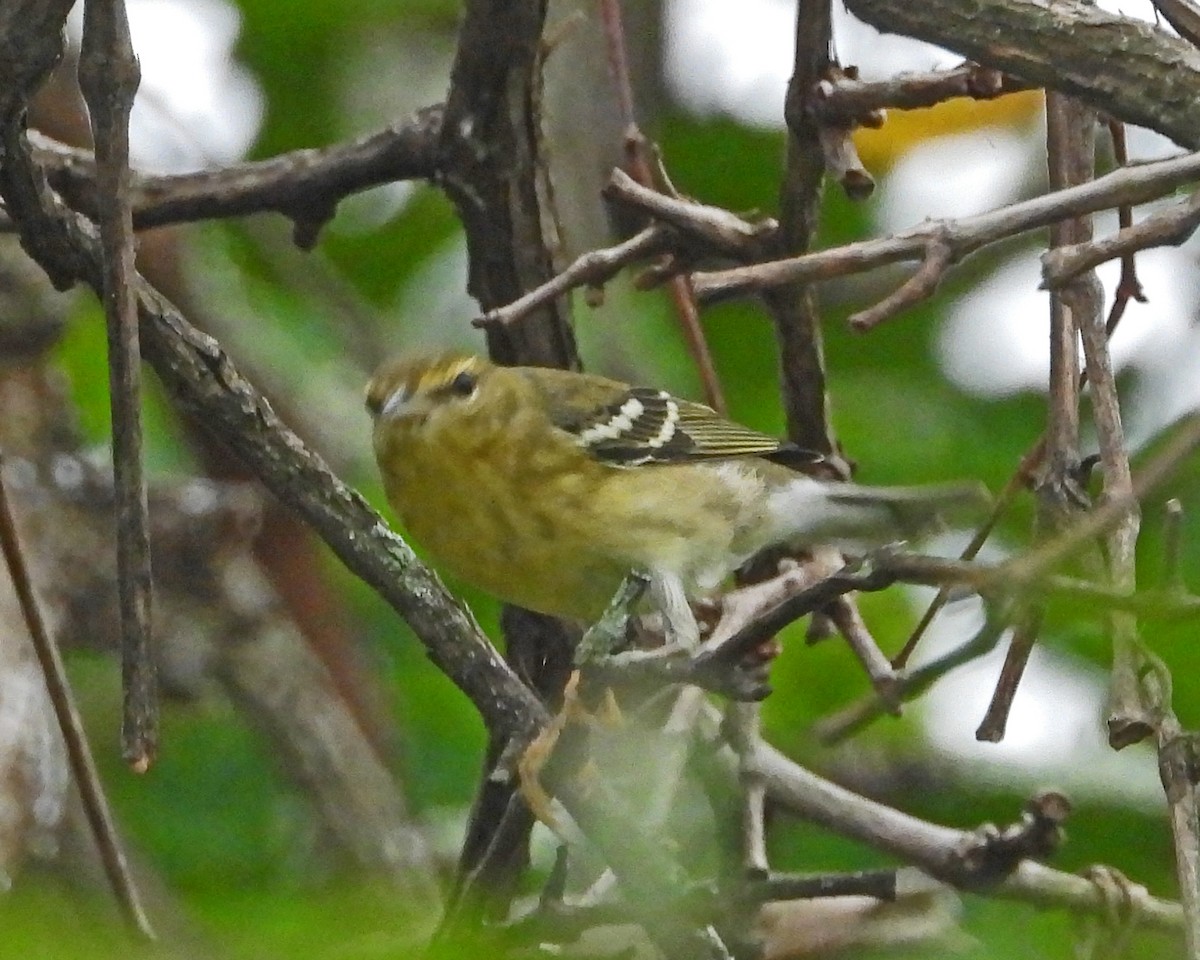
left=744, top=725, right=1184, bottom=929
left=1105, top=119, right=1149, bottom=312
left=812, top=62, right=1030, bottom=124
left=821, top=593, right=901, bottom=705
left=892, top=447, right=1040, bottom=669
left=0, top=464, right=156, bottom=939
left=1000, top=415, right=1200, bottom=589
left=848, top=237, right=951, bottom=331
left=1043, top=188, right=1200, bottom=287
left=897, top=121, right=1145, bottom=672
left=975, top=609, right=1042, bottom=742
left=739, top=869, right=898, bottom=903
left=816, top=407, right=1200, bottom=740
left=813, top=83, right=875, bottom=200
left=78, top=0, right=156, bottom=771
left=985, top=89, right=1096, bottom=748
left=604, top=169, right=777, bottom=257
left=474, top=171, right=780, bottom=330
left=1050, top=106, right=1148, bottom=749
left=815, top=611, right=1009, bottom=744
left=724, top=701, right=769, bottom=874
left=475, top=225, right=669, bottom=328
left=1144, top=498, right=1200, bottom=958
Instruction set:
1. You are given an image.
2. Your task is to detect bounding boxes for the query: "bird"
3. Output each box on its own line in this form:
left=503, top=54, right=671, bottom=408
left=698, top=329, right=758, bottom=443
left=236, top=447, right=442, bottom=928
left=366, top=352, right=987, bottom=647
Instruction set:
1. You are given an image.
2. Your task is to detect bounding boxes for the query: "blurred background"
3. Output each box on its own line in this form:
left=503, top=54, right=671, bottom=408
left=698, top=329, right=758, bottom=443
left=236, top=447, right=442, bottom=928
left=3, top=0, right=1197, bottom=957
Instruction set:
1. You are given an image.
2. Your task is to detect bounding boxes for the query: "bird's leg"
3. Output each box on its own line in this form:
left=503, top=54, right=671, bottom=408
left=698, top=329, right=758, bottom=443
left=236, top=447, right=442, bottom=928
left=650, top=569, right=701, bottom=650
left=519, top=572, right=650, bottom=831
left=573, top=571, right=650, bottom=666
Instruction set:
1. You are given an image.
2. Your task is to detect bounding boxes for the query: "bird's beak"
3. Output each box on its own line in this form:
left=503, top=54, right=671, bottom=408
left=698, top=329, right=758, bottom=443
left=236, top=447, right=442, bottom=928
left=379, top=386, right=408, bottom=420
left=378, top=384, right=411, bottom=421
left=376, top=383, right=438, bottom=423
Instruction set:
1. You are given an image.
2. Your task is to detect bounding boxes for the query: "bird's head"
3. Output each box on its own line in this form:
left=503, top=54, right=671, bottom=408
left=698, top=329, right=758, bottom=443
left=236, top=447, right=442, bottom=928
left=366, top=353, right=492, bottom=430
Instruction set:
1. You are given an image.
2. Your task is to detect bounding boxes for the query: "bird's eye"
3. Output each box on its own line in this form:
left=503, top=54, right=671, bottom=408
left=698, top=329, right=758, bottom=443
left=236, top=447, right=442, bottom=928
left=449, top=370, right=477, bottom=396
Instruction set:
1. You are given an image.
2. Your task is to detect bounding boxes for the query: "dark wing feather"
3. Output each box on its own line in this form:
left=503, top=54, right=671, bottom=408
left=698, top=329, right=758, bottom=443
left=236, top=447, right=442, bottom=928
left=553, top=383, right=821, bottom=468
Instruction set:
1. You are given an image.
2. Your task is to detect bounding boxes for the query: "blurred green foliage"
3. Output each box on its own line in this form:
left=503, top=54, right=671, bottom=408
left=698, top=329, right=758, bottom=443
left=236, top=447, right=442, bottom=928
left=11, top=1, right=1198, bottom=958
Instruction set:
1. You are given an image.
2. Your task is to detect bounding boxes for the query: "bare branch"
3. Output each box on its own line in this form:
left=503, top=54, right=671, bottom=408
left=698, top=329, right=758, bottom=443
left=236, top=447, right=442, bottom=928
left=693, top=150, right=1200, bottom=307
left=475, top=225, right=670, bottom=328
left=768, top=0, right=840, bottom=457
left=976, top=610, right=1043, bottom=743
left=32, top=108, right=444, bottom=241
left=1043, top=188, right=1200, bottom=287
left=1154, top=0, right=1200, bottom=48
left=598, top=0, right=726, bottom=413
left=812, top=62, right=1031, bottom=125
left=1153, top=669, right=1200, bottom=960
left=847, top=238, right=951, bottom=331
left=0, top=116, right=549, bottom=750
left=747, top=729, right=1183, bottom=929
left=604, top=169, right=778, bottom=258
left=844, top=0, right=1200, bottom=149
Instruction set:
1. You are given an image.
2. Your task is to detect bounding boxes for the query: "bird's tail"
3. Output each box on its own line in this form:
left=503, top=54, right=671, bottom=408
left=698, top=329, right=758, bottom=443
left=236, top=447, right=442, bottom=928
left=819, top=481, right=991, bottom=544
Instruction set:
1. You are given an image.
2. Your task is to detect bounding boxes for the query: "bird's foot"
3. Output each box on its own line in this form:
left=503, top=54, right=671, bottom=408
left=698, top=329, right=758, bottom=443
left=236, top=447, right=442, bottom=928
left=515, top=671, right=626, bottom=831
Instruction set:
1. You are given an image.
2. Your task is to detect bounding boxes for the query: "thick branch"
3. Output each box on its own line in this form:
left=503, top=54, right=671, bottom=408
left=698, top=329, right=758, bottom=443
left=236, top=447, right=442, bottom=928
left=844, top=0, right=1200, bottom=148
left=439, top=0, right=577, bottom=368
left=768, top=0, right=838, bottom=455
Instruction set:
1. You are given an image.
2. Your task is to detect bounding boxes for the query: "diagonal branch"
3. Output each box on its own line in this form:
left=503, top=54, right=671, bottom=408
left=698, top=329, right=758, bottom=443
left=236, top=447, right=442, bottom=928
left=0, top=466, right=155, bottom=939
left=0, top=112, right=548, bottom=747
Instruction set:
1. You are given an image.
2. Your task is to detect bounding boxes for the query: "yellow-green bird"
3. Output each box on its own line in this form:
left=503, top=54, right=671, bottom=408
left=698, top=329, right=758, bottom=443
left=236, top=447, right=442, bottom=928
left=366, top=353, right=985, bottom=644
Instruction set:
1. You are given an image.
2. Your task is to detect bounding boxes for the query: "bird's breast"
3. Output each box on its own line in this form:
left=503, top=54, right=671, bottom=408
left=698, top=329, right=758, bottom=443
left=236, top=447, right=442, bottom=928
left=379, top=423, right=632, bottom=620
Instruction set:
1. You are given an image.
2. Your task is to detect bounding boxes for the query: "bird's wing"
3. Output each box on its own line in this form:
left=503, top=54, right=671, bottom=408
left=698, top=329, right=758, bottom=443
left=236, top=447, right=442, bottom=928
left=552, top=383, right=820, bottom=468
